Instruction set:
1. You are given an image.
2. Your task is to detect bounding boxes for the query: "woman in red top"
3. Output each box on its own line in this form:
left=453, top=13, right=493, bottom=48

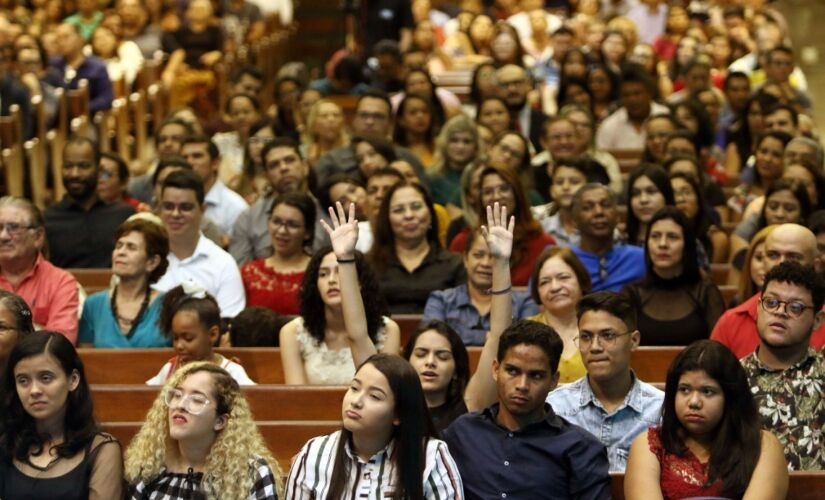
left=240, top=192, right=314, bottom=315
left=449, top=165, right=554, bottom=286
left=625, top=340, right=787, bottom=500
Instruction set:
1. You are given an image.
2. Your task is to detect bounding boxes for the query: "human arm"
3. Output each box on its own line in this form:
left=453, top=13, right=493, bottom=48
left=161, top=49, right=186, bottom=87
left=378, top=318, right=400, bottom=355
left=742, top=431, right=788, bottom=500
left=45, top=273, right=80, bottom=343
left=424, top=440, right=464, bottom=499
left=280, top=319, right=308, bottom=385
left=88, top=437, right=124, bottom=500
left=624, top=431, right=665, bottom=500
left=216, top=260, right=246, bottom=317
left=464, top=203, right=514, bottom=411
left=248, top=457, right=278, bottom=500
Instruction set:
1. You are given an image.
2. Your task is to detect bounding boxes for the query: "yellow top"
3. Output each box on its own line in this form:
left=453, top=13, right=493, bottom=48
left=527, top=313, right=587, bottom=384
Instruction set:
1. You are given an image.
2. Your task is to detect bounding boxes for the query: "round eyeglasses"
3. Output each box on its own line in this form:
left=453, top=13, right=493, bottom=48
left=759, top=296, right=814, bottom=319
left=164, top=388, right=211, bottom=415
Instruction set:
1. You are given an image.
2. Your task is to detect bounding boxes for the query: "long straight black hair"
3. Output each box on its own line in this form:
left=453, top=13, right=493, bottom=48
left=326, top=354, right=436, bottom=500
left=661, top=340, right=762, bottom=498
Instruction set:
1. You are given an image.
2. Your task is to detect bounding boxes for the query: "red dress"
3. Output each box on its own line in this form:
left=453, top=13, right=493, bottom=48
left=448, top=228, right=555, bottom=286
left=240, top=259, right=304, bottom=315
left=648, top=427, right=724, bottom=500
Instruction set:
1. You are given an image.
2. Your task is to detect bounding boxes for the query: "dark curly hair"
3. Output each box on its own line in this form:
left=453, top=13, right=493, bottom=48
left=299, top=247, right=388, bottom=345
left=0, top=331, right=98, bottom=462
left=158, top=285, right=221, bottom=338
left=762, top=261, right=825, bottom=311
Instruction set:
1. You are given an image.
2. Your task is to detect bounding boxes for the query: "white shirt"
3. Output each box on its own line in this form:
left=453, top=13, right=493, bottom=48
left=205, top=179, right=248, bottom=237
left=506, top=11, right=562, bottom=42
left=155, top=234, right=246, bottom=317
left=595, top=102, right=670, bottom=151
left=145, top=354, right=255, bottom=385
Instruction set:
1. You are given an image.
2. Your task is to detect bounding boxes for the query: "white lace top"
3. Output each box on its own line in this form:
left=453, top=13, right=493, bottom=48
left=295, top=317, right=388, bottom=385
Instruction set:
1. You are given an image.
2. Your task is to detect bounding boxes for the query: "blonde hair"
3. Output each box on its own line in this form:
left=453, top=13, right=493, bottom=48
left=301, top=99, right=349, bottom=150
left=124, top=362, right=281, bottom=499
left=431, top=114, right=480, bottom=175
left=738, top=225, right=777, bottom=302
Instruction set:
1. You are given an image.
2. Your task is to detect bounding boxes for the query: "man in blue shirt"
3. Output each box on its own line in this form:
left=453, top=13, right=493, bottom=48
left=571, top=183, right=645, bottom=292
left=547, top=291, right=664, bottom=471
left=443, top=320, right=610, bottom=499
left=52, top=23, right=114, bottom=115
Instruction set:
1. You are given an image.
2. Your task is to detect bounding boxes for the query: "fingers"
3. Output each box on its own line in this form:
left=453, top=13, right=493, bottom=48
left=347, top=202, right=356, bottom=224
left=507, top=215, right=515, bottom=234
left=319, top=219, right=333, bottom=235
left=480, top=225, right=488, bottom=240
left=486, top=204, right=494, bottom=228
left=335, top=201, right=347, bottom=226
left=327, top=205, right=340, bottom=229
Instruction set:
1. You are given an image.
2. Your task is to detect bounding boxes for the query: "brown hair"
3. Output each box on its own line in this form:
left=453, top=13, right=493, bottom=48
left=529, top=247, right=592, bottom=305
left=114, top=219, right=170, bottom=284
left=737, top=225, right=776, bottom=302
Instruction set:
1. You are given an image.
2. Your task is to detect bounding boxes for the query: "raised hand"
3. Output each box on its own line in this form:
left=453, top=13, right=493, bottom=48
left=320, top=202, right=359, bottom=260
left=481, top=202, right=515, bottom=261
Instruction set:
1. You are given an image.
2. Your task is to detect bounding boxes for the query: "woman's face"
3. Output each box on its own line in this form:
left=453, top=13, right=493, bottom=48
left=312, top=102, right=344, bottom=142
left=477, top=99, right=510, bottom=137
left=588, top=69, right=612, bottom=101
left=550, top=165, right=586, bottom=209
left=631, top=175, right=666, bottom=224
left=227, top=97, right=260, bottom=137
left=564, top=83, right=593, bottom=109
left=388, top=186, right=431, bottom=243
left=446, top=131, right=477, bottom=167
left=469, top=15, right=494, bottom=46
left=630, top=44, right=655, bottom=72
left=91, top=27, right=117, bottom=58
left=167, top=371, right=225, bottom=443
left=342, top=362, right=397, bottom=434
left=112, top=231, right=155, bottom=279
left=480, top=173, right=516, bottom=217
left=14, top=353, right=79, bottom=424
left=408, top=330, right=456, bottom=397
left=710, top=35, right=731, bottom=65
left=491, top=32, right=518, bottom=63
left=0, top=302, right=19, bottom=363
left=475, top=65, right=498, bottom=100
left=413, top=21, right=435, bottom=51
left=675, top=369, right=725, bottom=438
left=668, top=159, right=700, bottom=183
left=329, top=182, right=368, bottom=220
left=747, top=101, right=764, bottom=136
left=783, top=165, right=818, bottom=206
left=601, top=33, right=627, bottom=64
left=269, top=203, right=308, bottom=257
left=645, top=117, right=677, bottom=162
left=750, top=242, right=768, bottom=289
left=675, top=105, right=698, bottom=134
left=467, top=166, right=484, bottom=206
left=667, top=7, right=689, bottom=34
left=464, top=235, right=493, bottom=289
left=764, top=189, right=801, bottom=225
left=676, top=36, right=698, bottom=66
left=562, top=52, right=587, bottom=79
left=671, top=177, right=699, bottom=220
left=355, top=141, right=389, bottom=177
left=317, top=252, right=343, bottom=307
left=298, top=89, right=322, bottom=123
left=172, top=310, right=216, bottom=363
left=489, top=133, right=526, bottom=172
left=399, top=98, right=432, bottom=137
left=405, top=72, right=432, bottom=96
left=565, top=110, right=594, bottom=150
left=648, top=218, right=685, bottom=275
left=537, top=256, right=582, bottom=313
left=248, top=126, right=275, bottom=166
left=755, top=137, right=786, bottom=182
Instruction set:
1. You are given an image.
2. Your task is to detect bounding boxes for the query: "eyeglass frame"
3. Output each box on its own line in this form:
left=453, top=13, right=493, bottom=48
left=574, top=330, right=634, bottom=347
left=759, top=295, right=815, bottom=319
left=163, top=387, right=212, bottom=415
left=0, top=222, right=38, bottom=236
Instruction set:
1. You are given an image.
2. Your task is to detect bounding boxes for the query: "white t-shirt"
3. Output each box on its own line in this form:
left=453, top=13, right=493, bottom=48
left=145, top=354, right=256, bottom=386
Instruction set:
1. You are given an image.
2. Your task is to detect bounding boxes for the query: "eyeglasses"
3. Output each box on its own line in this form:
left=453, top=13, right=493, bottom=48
left=355, top=111, right=389, bottom=122
left=160, top=202, right=197, bottom=214
left=575, top=330, right=632, bottom=346
left=99, top=170, right=117, bottom=181
left=0, top=222, right=37, bottom=236
left=248, top=136, right=274, bottom=146
left=760, top=295, right=814, bottom=318
left=164, top=388, right=211, bottom=415
left=270, top=217, right=303, bottom=231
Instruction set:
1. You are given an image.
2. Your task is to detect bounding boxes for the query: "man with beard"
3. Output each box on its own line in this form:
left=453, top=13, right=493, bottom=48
left=596, top=64, right=668, bottom=151
left=495, top=64, right=544, bottom=152
left=44, top=138, right=135, bottom=268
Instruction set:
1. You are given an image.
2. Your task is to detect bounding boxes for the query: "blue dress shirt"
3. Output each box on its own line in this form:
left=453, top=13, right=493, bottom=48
left=442, top=403, right=611, bottom=500
left=572, top=245, right=645, bottom=292
left=422, top=284, right=539, bottom=345
left=547, top=373, right=664, bottom=472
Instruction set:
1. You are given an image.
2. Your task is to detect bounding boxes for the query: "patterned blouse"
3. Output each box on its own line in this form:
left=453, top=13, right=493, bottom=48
left=741, top=347, right=825, bottom=470
left=128, top=456, right=278, bottom=499
left=647, top=427, right=723, bottom=500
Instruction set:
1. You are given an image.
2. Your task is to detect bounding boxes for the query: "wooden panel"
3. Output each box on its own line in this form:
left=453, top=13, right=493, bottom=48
left=69, top=268, right=112, bottom=295
left=392, top=314, right=421, bottom=347
left=709, top=263, right=730, bottom=287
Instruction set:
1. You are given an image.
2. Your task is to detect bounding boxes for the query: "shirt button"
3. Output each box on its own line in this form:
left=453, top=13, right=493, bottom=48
left=504, top=461, right=510, bottom=466
left=507, top=433, right=513, bottom=438
left=501, top=494, right=507, bottom=498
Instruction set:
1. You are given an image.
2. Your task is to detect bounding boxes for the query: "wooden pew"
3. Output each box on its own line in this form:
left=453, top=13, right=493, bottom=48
left=93, top=385, right=346, bottom=422
left=0, top=104, right=25, bottom=197
left=393, top=314, right=422, bottom=347
left=709, top=263, right=730, bottom=287
left=719, top=285, right=737, bottom=306
left=69, top=268, right=113, bottom=295
left=606, top=149, right=643, bottom=175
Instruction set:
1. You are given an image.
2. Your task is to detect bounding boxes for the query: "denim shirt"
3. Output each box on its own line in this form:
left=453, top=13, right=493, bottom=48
left=546, top=373, right=664, bottom=472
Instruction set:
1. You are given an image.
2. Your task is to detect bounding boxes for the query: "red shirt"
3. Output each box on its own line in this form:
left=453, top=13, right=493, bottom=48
left=0, top=254, right=79, bottom=342
left=449, top=228, right=555, bottom=286
left=710, top=292, right=825, bottom=358
left=240, top=258, right=304, bottom=315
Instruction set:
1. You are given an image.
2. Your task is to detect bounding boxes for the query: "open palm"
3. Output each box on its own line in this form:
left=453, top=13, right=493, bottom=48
left=482, top=203, right=515, bottom=261
left=320, top=202, right=359, bottom=259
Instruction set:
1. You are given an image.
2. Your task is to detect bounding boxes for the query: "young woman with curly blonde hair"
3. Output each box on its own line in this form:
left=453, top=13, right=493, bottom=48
left=125, top=362, right=280, bottom=499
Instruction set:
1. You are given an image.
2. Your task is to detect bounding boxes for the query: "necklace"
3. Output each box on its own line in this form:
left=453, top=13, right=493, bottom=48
left=110, top=284, right=151, bottom=338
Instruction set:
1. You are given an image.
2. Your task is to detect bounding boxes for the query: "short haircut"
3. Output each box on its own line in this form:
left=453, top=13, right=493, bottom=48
left=787, top=136, right=825, bottom=169
left=620, top=63, right=656, bottom=96
left=181, top=134, right=220, bottom=161
left=0, top=196, right=44, bottom=228
left=373, top=39, right=402, bottom=61
left=571, top=182, right=615, bottom=211
left=763, top=103, right=799, bottom=127
left=356, top=89, right=392, bottom=115
left=63, top=136, right=99, bottom=163
left=767, top=45, right=794, bottom=62
left=724, top=71, right=750, bottom=90
left=152, top=156, right=191, bottom=187
left=231, top=64, right=263, bottom=84
left=332, top=55, right=364, bottom=84
left=261, top=136, right=302, bottom=162
left=223, top=92, right=260, bottom=115
left=530, top=247, right=592, bottom=305
left=229, top=307, right=291, bottom=347
left=497, top=320, right=564, bottom=373
left=114, top=218, right=169, bottom=283
left=99, top=151, right=130, bottom=183
left=155, top=117, right=194, bottom=143
left=161, top=169, right=204, bottom=205
left=762, top=261, right=825, bottom=312
left=576, top=291, right=638, bottom=331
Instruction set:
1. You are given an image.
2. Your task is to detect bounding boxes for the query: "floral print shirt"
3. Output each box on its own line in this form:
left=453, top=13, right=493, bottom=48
left=741, top=347, right=825, bottom=470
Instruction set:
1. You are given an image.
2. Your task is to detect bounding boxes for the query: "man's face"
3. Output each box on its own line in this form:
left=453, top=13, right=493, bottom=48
left=765, top=50, right=794, bottom=83
left=724, top=77, right=751, bottom=112
left=97, top=156, right=124, bottom=202
left=55, top=24, right=82, bottom=58
left=496, top=66, right=530, bottom=110
left=156, top=123, right=189, bottom=157
left=233, top=74, right=262, bottom=97
left=573, top=187, right=618, bottom=240
left=764, top=109, right=796, bottom=136
left=578, top=310, right=639, bottom=383
left=544, top=120, right=578, bottom=161
left=264, top=146, right=308, bottom=194
left=764, top=230, right=814, bottom=270
left=117, top=0, right=143, bottom=27
left=352, top=97, right=391, bottom=138
left=0, top=206, right=42, bottom=263
left=784, top=142, right=818, bottom=168
left=493, top=344, right=558, bottom=426
left=160, top=186, right=202, bottom=239
left=62, top=143, right=98, bottom=201
left=366, top=174, right=402, bottom=219
left=621, top=81, right=652, bottom=122
left=181, top=142, right=216, bottom=188
left=756, top=281, right=823, bottom=350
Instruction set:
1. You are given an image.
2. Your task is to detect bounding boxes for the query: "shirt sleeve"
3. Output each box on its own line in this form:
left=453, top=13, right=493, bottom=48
left=78, top=295, right=96, bottom=344
left=248, top=457, right=278, bottom=500
left=424, top=441, right=464, bottom=499
left=423, top=291, right=448, bottom=324
left=216, top=258, right=246, bottom=317
left=230, top=208, right=255, bottom=265
left=46, top=272, right=80, bottom=344
left=228, top=362, right=256, bottom=385
left=284, top=437, right=322, bottom=500
left=88, top=437, right=124, bottom=500
left=567, top=434, right=611, bottom=500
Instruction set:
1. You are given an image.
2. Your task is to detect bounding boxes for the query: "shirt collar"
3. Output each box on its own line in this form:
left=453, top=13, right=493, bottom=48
left=453, top=284, right=472, bottom=307
left=204, top=180, right=224, bottom=206
left=343, top=433, right=395, bottom=465
left=750, top=345, right=819, bottom=373
left=483, top=402, right=564, bottom=431
left=577, top=372, right=646, bottom=414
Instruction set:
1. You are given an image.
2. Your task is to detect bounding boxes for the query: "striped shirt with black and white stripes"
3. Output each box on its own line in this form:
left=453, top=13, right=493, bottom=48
left=284, top=430, right=464, bottom=499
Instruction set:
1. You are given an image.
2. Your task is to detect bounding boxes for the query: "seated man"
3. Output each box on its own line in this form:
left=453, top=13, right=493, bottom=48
left=711, top=223, right=825, bottom=357
left=570, top=183, right=645, bottom=292
left=52, top=23, right=113, bottom=114
left=154, top=169, right=245, bottom=317
left=741, top=261, right=825, bottom=470
left=547, top=291, right=663, bottom=471
left=0, top=197, right=79, bottom=342
left=443, top=321, right=610, bottom=499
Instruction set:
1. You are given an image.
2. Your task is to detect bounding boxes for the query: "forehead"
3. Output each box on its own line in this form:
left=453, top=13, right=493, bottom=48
left=367, top=175, right=400, bottom=189
left=14, top=352, right=63, bottom=374
left=179, top=370, right=215, bottom=394
left=160, top=123, right=188, bottom=136
left=482, top=172, right=507, bottom=187
left=677, top=369, right=720, bottom=387
left=500, top=343, right=551, bottom=369
left=414, top=329, right=453, bottom=350
left=0, top=205, right=31, bottom=221
left=266, top=146, right=299, bottom=161
left=162, top=186, right=198, bottom=203
left=65, top=143, right=94, bottom=158
left=99, top=157, right=120, bottom=170
left=273, top=203, right=304, bottom=219
left=548, top=120, right=575, bottom=133
left=579, top=309, right=628, bottom=332
left=650, top=218, right=682, bottom=233
left=467, top=234, right=489, bottom=253
left=357, top=97, right=389, bottom=114
left=118, top=230, right=145, bottom=244
left=578, top=187, right=611, bottom=204
left=182, top=142, right=209, bottom=153
left=390, top=186, right=424, bottom=204
left=229, top=96, right=255, bottom=109
left=539, top=255, right=574, bottom=276
left=354, top=362, right=391, bottom=391
left=497, top=66, right=526, bottom=80
left=554, top=165, right=586, bottom=178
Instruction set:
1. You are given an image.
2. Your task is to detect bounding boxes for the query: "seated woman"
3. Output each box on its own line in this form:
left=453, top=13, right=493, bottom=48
left=353, top=136, right=397, bottom=182
left=641, top=114, right=680, bottom=165
left=487, top=131, right=542, bottom=205
left=0, top=290, right=34, bottom=370
left=285, top=353, right=463, bottom=498
left=125, top=362, right=280, bottom=499
left=148, top=283, right=255, bottom=385
left=450, top=166, right=554, bottom=286
left=212, top=93, right=263, bottom=186
left=371, top=183, right=466, bottom=313
left=241, top=192, right=314, bottom=316
left=281, top=203, right=401, bottom=384
left=528, top=247, right=592, bottom=383
left=740, top=160, right=825, bottom=221
left=558, top=104, right=623, bottom=193
left=670, top=172, right=728, bottom=263
left=390, top=68, right=460, bottom=121
left=620, top=207, right=724, bottom=345
left=79, top=218, right=170, bottom=348
left=393, top=93, right=439, bottom=168
left=727, top=225, right=775, bottom=307
left=235, top=118, right=275, bottom=203
left=300, top=99, right=348, bottom=169
left=0, top=331, right=123, bottom=499
left=625, top=340, right=788, bottom=500
left=475, top=96, right=512, bottom=139
left=625, top=164, right=675, bottom=247
left=428, top=114, right=481, bottom=208
left=727, top=131, right=793, bottom=216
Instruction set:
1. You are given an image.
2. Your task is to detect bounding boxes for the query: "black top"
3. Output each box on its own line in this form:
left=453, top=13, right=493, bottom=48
left=430, top=397, right=468, bottom=435
left=0, top=73, right=33, bottom=140
left=377, top=247, right=466, bottom=314
left=343, top=0, right=414, bottom=55
left=162, top=26, right=223, bottom=69
left=44, top=197, right=135, bottom=268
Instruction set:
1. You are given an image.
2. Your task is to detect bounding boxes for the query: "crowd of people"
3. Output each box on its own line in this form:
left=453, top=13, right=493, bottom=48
left=0, top=0, right=823, bottom=498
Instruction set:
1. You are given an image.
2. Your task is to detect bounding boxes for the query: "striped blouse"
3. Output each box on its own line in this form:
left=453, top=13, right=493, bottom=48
left=284, top=430, right=463, bottom=499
